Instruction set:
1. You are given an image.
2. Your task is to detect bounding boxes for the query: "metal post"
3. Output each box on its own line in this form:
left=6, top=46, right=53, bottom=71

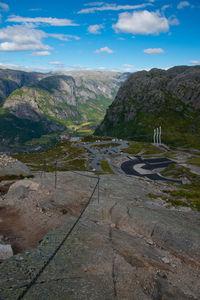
left=153, top=129, right=156, bottom=144
left=55, top=160, right=57, bottom=189
left=156, top=128, right=159, bottom=145
left=40, top=164, right=43, bottom=178
left=97, top=173, right=100, bottom=204
left=159, top=126, right=162, bottom=145
left=41, top=160, right=46, bottom=177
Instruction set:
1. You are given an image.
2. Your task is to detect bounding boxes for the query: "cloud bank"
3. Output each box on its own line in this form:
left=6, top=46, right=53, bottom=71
left=94, top=46, right=114, bottom=53
left=0, top=25, right=50, bottom=51
left=144, top=48, right=165, bottom=54
left=7, top=15, right=78, bottom=26
left=113, top=10, right=169, bottom=35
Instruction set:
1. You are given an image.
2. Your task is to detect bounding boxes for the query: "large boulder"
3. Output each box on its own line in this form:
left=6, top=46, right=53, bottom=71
left=0, top=244, right=13, bottom=261
left=0, top=154, right=31, bottom=177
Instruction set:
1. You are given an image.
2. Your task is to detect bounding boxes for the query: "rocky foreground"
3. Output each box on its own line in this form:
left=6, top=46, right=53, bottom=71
left=0, top=171, right=200, bottom=299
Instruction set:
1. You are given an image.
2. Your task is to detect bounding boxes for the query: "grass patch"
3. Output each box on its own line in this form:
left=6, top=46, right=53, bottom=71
left=100, top=160, right=115, bottom=174
left=60, top=208, right=68, bottom=215
left=81, top=135, right=112, bottom=143
left=0, top=174, right=34, bottom=182
left=12, top=141, right=89, bottom=172
left=187, top=157, right=200, bottom=167
left=166, top=198, right=190, bottom=207
left=160, top=164, right=200, bottom=210
left=90, top=143, right=120, bottom=149
left=147, top=192, right=191, bottom=208
left=123, top=141, right=164, bottom=155
left=147, top=193, right=160, bottom=199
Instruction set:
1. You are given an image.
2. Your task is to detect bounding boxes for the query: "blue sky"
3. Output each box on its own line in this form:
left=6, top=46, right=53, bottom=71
left=0, top=0, right=199, bottom=72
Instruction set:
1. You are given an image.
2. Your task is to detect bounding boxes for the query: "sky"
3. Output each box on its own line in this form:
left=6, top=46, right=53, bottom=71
left=0, top=0, right=199, bottom=73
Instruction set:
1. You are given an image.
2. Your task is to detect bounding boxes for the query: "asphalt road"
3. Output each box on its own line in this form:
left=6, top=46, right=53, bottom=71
left=83, top=140, right=182, bottom=182
left=84, top=140, right=129, bottom=172
left=121, top=157, right=182, bottom=183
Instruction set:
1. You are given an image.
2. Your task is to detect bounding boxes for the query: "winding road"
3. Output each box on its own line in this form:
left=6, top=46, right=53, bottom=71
left=83, top=139, right=182, bottom=183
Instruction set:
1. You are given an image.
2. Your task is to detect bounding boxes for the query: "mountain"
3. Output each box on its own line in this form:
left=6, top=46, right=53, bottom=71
left=95, top=66, right=200, bottom=148
left=0, top=68, right=47, bottom=105
left=0, top=69, right=129, bottom=150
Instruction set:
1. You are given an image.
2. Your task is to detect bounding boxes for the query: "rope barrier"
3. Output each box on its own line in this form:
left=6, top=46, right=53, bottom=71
left=68, top=170, right=98, bottom=179
left=17, top=179, right=99, bottom=299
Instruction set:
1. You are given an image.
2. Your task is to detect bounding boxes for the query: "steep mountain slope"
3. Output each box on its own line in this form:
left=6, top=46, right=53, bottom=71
left=3, top=71, right=129, bottom=135
left=0, top=68, right=47, bottom=105
left=95, top=66, right=200, bottom=148
left=0, top=70, right=129, bottom=149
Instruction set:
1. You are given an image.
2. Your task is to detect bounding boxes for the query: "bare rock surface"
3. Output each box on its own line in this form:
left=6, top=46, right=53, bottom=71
left=0, top=154, right=31, bottom=177
left=0, top=244, right=13, bottom=260
left=0, top=172, right=199, bottom=299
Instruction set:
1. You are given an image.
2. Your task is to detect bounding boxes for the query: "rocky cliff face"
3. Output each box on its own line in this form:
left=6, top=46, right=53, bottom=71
left=95, top=66, right=200, bottom=148
left=0, top=68, right=47, bottom=105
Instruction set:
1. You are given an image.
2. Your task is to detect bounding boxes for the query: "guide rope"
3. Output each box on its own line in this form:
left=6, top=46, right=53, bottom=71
left=17, top=178, right=99, bottom=299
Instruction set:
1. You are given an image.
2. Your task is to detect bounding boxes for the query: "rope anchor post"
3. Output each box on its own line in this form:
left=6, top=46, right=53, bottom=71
left=97, top=173, right=100, bottom=204
left=55, top=160, right=57, bottom=189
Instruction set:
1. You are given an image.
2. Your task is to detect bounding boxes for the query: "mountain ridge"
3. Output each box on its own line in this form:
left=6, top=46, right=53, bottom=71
left=95, top=65, right=200, bottom=148
left=0, top=69, right=129, bottom=150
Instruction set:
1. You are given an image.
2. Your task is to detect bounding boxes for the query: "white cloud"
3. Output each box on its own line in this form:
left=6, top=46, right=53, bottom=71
left=0, top=63, right=20, bottom=69
left=78, top=3, right=152, bottom=14
left=88, top=24, right=104, bottom=34
left=66, top=64, right=92, bottom=70
left=122, top=64, right=134, bottom=67
left=190, top=60, right=200, bottom=64
left=177, top=1, right=190, bottom=9
left=29, top=51, right=51, bottom=56
left=94, top=46, right=114, bottom=53
left=113, top=10, right=169, bottom=35
left=7, top=15, right=78, bottom=26
left=29, top=8, right=42, bottom=11
left=144, top=48, right=165, bottom=54
left=0, top=2, right=9, bottom=11
left=168, top=15, right=180, bottom=26
left=48, top=34, right=80, bottom=41
left=48, top=61, right=66, bottom=68
left=48, top=61, right=62, bottom=65
left=97, top=66, right=107, bottom=70
left=162, top=5, right=170, bottom=12
left=0, top=25, right=51, bottom=51
left=122, top=68, right=135, bottom=72
left=84, top=2, right=104, bottom=6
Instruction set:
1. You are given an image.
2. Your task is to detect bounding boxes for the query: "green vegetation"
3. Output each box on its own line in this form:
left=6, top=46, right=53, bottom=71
left=0, top=174, right=34, bottom=182
left=100, top=159, right=115, bottom=174
left=12, top=141, right=88, bottom=172
left=160, top=164, right=200, bottom=210
left=8, top=89, right=24, bottom=97
left=90, top=143, right=120, bottom=149
left=122, top=141, right=164, bottom=155
left=0, top=109, right=62, bottom=146
left=5, top=86, right=115, bottom=141
left=95, top=91, right=200, bottom=149
left=81, top=135, right=112, bottom=143
left=24, top=133, right=59, bottom=147
left=187, top=156, right=200, bottom=167
left=148, top=192, right=191, bottom=208
left=166, top=198, right=190, bottom=207
left=76, top=97, right=113, bottom=134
